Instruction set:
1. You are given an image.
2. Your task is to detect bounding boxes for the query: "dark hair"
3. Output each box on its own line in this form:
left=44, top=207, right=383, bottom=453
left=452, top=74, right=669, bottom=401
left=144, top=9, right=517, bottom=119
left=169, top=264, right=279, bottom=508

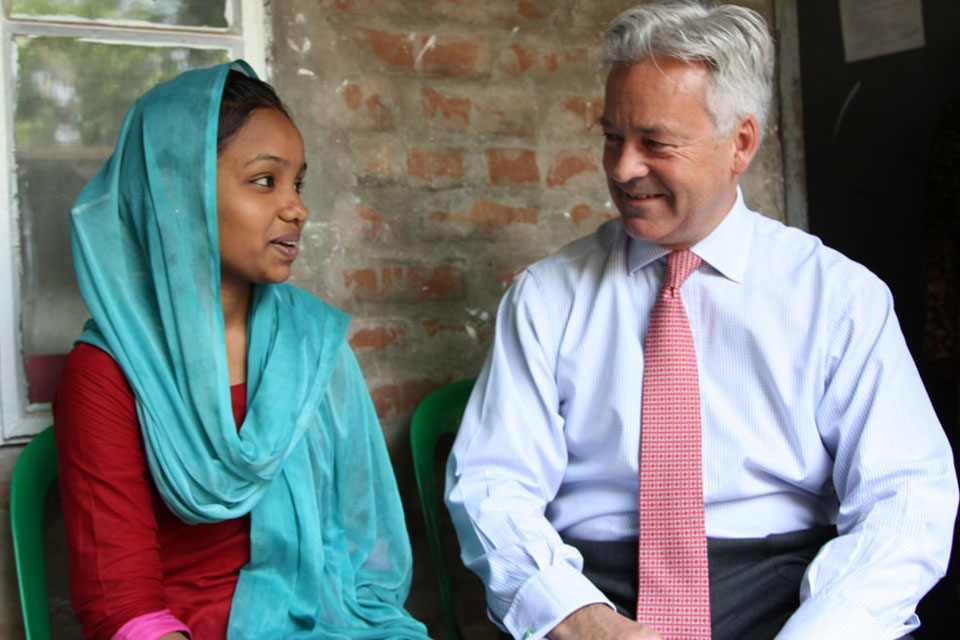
left=217, top=70, right=292, bottom=152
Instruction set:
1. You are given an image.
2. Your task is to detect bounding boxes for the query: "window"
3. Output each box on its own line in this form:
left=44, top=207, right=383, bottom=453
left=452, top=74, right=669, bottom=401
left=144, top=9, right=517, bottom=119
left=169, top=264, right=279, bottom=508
left=1, top=0, right=266, bottom=442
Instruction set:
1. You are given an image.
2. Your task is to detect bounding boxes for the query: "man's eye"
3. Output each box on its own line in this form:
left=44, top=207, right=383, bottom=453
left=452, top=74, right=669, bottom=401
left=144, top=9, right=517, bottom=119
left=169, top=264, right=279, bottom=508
left=602, top=132, right=623, bottom=146
left=252, top=176, right=274, bottom=187
left=295, top=180, right=304, bottom=194
left=645, top=139, right=666, bottom=150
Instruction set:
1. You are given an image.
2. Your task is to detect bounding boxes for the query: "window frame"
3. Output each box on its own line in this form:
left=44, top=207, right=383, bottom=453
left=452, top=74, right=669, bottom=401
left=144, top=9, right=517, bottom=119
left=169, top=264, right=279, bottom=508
left=0, top=0, right=268, bottom=443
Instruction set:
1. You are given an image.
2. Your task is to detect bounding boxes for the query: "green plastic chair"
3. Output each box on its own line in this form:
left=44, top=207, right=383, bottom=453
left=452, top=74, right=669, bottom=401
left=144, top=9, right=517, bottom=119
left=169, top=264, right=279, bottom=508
left=410, top=378, right=475, bottom=640
left=10, top=425, right=58, bottom=640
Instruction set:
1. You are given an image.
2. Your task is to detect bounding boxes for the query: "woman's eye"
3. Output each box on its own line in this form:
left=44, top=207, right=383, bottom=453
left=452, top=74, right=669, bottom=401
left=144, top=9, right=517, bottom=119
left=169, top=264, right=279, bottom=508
left=252, top=176, right=274, bottom=188
left=295, top=180, right=305, bottom=194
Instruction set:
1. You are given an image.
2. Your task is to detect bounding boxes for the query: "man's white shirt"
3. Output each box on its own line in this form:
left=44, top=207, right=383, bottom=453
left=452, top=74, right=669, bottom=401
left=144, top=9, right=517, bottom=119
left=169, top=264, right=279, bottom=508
left=446, top=189, right=958, bottom=640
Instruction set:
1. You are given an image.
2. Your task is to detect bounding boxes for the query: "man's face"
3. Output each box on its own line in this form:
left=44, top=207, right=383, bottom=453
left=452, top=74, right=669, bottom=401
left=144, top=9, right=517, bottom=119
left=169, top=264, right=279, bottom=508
left=601, top=56, right=751, bottom=249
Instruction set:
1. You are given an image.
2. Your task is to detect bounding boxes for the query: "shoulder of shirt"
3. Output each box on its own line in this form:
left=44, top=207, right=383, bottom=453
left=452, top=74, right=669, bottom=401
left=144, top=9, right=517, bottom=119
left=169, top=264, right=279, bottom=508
left=522, top=218, right=622, bottom=285
left=54, top=342, right=135, bottom=419
left=747, top=208, right=886, bottom=292
left=60, top=342, right=127, bottom=387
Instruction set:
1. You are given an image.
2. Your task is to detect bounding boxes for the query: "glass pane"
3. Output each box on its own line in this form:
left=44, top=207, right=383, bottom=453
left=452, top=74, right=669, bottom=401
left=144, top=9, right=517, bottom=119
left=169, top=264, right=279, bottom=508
left=9, top=0, right=228, bottom=28
left=14, top=37, right=230, bottom=402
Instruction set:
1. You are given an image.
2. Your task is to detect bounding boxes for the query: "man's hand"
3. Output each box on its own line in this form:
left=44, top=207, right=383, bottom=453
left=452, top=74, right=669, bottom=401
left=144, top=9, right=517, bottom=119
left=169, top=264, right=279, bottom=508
left=548, top=604, right=662, bottom=640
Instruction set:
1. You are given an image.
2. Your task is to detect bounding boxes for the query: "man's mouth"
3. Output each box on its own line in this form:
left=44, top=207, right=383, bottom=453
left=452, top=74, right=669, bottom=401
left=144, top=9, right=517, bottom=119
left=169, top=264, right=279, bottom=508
left=622, top=191, right=663, bottom=201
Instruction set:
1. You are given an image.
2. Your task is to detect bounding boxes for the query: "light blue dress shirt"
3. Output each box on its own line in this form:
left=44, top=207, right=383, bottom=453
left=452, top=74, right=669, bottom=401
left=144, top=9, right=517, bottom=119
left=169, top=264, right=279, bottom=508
left=445, top=190, right=958, bottom=640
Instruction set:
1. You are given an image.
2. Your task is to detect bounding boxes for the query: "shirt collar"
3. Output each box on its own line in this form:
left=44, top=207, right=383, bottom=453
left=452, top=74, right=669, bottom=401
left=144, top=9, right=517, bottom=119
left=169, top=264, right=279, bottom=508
left=625, top=186, right=754, bottom=283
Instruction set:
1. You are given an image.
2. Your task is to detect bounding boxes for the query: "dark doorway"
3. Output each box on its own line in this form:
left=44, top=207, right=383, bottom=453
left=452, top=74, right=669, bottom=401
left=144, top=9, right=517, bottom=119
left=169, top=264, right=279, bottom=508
left=797, top=2, right=960, bottom=637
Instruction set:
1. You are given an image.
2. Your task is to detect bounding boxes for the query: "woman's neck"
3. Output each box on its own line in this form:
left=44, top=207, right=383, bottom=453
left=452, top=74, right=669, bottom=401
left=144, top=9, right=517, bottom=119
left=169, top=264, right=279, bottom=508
left=220, top=279, right=251, bottom=386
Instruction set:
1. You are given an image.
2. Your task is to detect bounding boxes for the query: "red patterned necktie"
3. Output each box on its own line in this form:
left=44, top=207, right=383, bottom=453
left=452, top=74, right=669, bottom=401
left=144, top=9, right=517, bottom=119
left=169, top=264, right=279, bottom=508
left=636, top=249, right=711, bottom=639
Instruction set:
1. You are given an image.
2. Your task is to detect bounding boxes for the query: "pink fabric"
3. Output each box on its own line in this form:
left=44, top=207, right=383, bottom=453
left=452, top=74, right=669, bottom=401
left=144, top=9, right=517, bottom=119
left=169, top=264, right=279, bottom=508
left=110, top=609, right=189, bottom=640
left=637, top=250, right=711, bottom=638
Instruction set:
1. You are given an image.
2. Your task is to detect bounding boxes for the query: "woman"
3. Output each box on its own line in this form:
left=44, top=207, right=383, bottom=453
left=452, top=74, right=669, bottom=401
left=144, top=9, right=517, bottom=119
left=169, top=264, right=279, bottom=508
left=54, top=61, right=430, bottom=640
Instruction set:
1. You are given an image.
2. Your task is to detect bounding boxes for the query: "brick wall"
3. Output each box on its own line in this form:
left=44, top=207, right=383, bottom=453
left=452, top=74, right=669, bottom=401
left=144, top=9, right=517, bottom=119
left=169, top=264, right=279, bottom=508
left=272, top=0, right=780, bottom=440
left=268, top=1, right=782, bottom=636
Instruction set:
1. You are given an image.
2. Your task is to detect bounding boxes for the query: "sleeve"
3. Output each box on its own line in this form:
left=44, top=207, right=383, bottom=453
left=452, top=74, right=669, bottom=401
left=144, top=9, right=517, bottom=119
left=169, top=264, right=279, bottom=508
left=53, top=343, right=190, bottom=640
left=445, top=272, right=613, bottom=640
left=326, top=342, right=431, bottom=638
left=776, top=278, right=959, bottom=639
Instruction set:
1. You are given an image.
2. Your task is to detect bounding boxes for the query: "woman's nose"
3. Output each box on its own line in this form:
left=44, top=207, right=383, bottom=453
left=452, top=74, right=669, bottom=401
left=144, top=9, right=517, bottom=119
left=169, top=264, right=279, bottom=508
left=280, top=192, right=308, bottom=225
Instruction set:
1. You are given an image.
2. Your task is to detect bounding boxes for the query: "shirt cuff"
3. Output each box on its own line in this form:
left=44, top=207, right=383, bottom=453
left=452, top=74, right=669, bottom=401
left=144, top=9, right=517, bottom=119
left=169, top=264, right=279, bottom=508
left=111, top=609, right=190, bottom=640
left=775, top=593, right=918, bottom=640
left=503, top=562, right=613, bottom=640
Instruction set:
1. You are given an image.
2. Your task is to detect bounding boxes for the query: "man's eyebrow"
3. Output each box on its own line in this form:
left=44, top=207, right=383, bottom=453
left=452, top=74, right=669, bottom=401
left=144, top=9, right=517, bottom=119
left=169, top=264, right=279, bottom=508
left=599, top=116, right=672, bottom=136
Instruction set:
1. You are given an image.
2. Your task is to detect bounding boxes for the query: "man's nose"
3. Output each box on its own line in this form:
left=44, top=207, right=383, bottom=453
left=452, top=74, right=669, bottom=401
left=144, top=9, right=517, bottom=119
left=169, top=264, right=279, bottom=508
left=608, top=143, right=651, bottom=183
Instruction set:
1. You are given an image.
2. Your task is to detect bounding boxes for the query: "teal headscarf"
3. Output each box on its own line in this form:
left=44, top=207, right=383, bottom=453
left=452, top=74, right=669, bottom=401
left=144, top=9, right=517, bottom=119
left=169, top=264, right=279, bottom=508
left=69, top=61, right=430, bottom=639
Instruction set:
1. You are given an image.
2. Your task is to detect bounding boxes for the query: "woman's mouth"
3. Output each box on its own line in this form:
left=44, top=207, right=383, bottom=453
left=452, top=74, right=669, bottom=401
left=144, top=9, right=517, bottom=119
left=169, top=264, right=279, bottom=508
left=270, top=236, right=299, bottom=260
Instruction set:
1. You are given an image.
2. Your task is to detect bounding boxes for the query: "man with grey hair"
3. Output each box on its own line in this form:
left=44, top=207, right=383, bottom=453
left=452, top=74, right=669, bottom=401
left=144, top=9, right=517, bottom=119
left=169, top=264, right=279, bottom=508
left=445, top=1, right=958, bottom=639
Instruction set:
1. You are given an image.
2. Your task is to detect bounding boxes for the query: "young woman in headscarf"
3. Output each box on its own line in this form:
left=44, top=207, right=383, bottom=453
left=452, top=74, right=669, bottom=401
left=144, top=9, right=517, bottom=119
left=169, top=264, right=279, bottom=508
left=53, top=61, right=431, bottom=640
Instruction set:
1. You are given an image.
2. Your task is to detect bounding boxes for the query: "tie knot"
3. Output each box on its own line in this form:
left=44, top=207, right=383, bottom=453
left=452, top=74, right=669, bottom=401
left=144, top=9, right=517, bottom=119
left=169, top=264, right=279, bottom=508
left=664, top=250, right=702, bottom=291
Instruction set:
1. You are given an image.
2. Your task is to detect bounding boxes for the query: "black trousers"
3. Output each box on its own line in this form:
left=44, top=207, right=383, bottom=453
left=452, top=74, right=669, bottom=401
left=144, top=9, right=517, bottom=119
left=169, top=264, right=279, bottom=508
left=500, top=526, right=914, bottom=639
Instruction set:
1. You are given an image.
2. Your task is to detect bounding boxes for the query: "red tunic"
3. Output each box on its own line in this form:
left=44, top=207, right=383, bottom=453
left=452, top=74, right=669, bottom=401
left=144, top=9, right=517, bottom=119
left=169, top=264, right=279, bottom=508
left=54, top=342, right=250, bottom=639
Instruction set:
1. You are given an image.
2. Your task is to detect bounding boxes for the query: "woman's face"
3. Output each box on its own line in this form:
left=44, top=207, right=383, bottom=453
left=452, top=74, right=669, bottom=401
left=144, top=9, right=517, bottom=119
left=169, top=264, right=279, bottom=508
left=216, top=107, right=307, bottom=291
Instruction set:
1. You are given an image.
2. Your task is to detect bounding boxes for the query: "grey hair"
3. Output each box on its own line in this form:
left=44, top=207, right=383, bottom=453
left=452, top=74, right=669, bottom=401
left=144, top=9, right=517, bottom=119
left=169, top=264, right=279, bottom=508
left=602, top=0, right=774, bottom=139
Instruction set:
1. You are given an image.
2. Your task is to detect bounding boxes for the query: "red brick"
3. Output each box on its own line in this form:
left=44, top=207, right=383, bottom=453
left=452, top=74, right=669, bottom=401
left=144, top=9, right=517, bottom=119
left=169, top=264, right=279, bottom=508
left=354, top=204, right=387, bottom=236
left=336, top=81, right=394, bottom=131
left=422, top=316, right=493, bottom=343
left=475, top=93, right=538, bottom=136
left=420, top=37, right=491, bottom=79
left=547, top=149, right=600, bottom=187
left=570, top=203, right=594, bottom=226
left=369, top=377, right=449, bottom=420
left=518, top=0, right=547, bottom=21
left=502, top=43, right=579, bottom=78
left=349, top=141, right=396, bottom=179
left=563, top=96, right=604, bottom=132
left=495, top=264, right=524, bottom=283
left=412, top=264, right=463, bottom=300
left=486, top=148, right=540, bottom=185
left=349, top=326, right=405, bottom=351
left=343, top=83, right=363, bottom=110
left=425, top=0, right=517, bottom=24
left=422, top=87, right=471, bottom=131
left=494, top=257, right=537, bottom=284
left=407, top=148, right=464, bottom=182
left=360, top=29, right=415, bottom=73
left=510, top=44, right=536, bottom=73
left=432, top=200, right=539, bottom=230
left=343, top=267, right=378, bottom=293
left=422, top=317, right=467, bottom=337
left=334, top=0, right=414, bottom=18
left=343, top=263, right=466, bottom=301
left=543, top=52, right=576, bottom=72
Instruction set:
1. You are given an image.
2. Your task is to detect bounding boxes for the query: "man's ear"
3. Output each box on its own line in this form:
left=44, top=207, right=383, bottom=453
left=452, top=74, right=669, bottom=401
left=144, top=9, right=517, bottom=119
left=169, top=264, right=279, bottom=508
left=731, top=114, right=760, bottom=176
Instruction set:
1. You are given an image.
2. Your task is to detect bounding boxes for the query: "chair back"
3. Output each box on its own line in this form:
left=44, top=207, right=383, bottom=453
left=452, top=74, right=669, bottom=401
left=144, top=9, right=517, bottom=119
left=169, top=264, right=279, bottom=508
left=10, top=425, right=57, bottom=640
left=410, top=378, right=475, bottom=640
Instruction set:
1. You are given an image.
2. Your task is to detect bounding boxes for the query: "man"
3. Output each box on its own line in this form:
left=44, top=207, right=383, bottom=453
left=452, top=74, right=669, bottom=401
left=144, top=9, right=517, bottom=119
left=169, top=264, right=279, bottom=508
left=444, top=2, right=959, bottom=639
